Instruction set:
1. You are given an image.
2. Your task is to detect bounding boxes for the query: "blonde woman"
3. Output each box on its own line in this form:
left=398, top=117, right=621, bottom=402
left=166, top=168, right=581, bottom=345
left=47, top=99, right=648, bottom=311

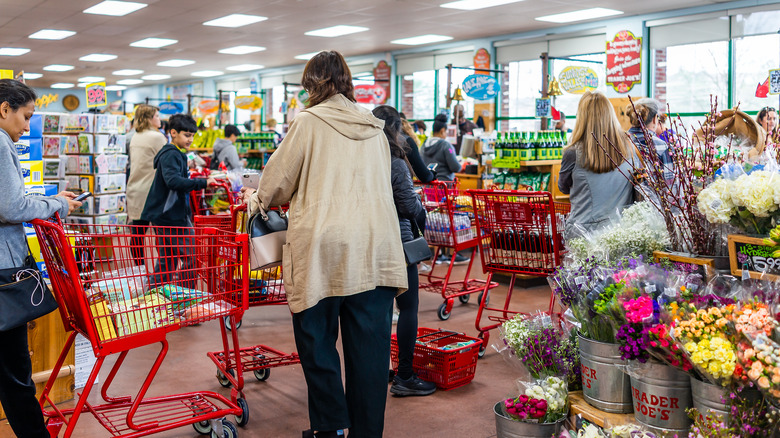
left=126, top=104, right=166, bottom=264
left=558, top=91, right=636, bottom=237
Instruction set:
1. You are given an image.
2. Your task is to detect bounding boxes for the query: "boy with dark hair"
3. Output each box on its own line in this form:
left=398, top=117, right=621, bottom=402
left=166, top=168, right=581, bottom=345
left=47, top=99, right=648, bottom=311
left=142, top=114, right=217, bottom=286
left=211, top=124, right=242, bottom=170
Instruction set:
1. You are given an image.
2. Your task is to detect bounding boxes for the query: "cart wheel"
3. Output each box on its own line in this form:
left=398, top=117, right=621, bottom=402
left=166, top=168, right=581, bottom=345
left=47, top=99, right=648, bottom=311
left=211, top=420, right=238, bottom=438
left=235, top=398, right=249, bottom=427
left=477, top=336, right=487, bottom=359
left=193, top=420, right=212, bottom=435
left=224, top=316, right=243, bottom=331
left=216, top=368, right=234, bottom=388
left=458, top=294, right=470, bottom=304
left=437, top=302, right=451, bottom=321
left=478, top=291, right=490, bottom=306
left=253, top=368, right=270, bottom=381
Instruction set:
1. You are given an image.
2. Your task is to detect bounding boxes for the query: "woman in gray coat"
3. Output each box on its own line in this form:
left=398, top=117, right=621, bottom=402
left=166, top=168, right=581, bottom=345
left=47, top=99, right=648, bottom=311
left=0, top=79, right=81, bottom=438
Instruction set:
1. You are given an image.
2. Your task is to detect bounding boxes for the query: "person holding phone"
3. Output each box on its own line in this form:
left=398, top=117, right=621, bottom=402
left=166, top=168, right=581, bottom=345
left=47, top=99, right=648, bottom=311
left=0, top=78, right=81, bottom=438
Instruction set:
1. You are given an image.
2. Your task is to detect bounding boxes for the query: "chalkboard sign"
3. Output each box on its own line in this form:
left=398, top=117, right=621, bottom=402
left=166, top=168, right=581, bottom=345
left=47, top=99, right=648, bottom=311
left=535, top=98, right=551, bottom=118
left=728, top=234, right=780, bottom=281
left=653, top=250, right=715, bottom=280
left=770, top=69, right=780, bottom=96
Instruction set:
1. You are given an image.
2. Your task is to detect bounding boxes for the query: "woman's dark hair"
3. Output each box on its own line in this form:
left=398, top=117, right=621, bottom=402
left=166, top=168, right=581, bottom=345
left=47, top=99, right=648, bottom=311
left=0, top=79, right=36, bottom=110
left=413, top=120, right=426, bottom=132
left=432, top=113, right=448, bottom=134
left=757, top=106, right=776, bottom=123
left=301, top=51, right=355, bottom=108
left=168, top=114, right=197, bottom=134
left=372, top=105, right=409, bottom=159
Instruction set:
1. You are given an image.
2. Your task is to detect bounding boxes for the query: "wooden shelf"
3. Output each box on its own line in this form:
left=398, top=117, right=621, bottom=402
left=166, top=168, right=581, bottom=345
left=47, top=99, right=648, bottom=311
left=245, top=149, right=276, bottom=155
left=190, top=148, right=212, bottom=153
left=555, top=195, right=570, bottom=201
left=518, top=160, right=561, bottom=166
left=569, top=391, right=634, bottom=428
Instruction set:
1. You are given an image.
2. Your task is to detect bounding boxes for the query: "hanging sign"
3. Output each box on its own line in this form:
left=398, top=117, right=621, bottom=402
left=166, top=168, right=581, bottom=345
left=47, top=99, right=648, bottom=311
left=535, top=98, right=551, bottom=118
left=558, top=66, right=599, bottom=94
left=35, top=93, right=58, bottom=109
left=197, top=99, right=220, bottom=114
left=606, top=30, right=642, bottom=94
left=474, top=48, right=491, bottom=75
left=235, top=95, right=263, bottom=110
left=0, top=70, right=13, bottom=79
left=85, top=82, right=107, bottom=108
left=373, top=60, right=391, bottom=104
left=249, top=77, right=258, bottom=94
left=769, top=69, right=780, bottom=96
left=354, top=84, right=387, bottom=105
left=462, top=74, right=500, bottom=100
left=158, top=101, right=183, bottom=115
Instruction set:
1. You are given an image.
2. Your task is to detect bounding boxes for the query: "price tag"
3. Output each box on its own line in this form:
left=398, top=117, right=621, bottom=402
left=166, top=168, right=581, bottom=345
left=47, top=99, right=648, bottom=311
left=575, top=276, right=587, bottom=286
left=535, top=98, right=551, bottom=118
left=645, top=284, right=656, bottom=293
left=86, top=82, right=107, bottom=108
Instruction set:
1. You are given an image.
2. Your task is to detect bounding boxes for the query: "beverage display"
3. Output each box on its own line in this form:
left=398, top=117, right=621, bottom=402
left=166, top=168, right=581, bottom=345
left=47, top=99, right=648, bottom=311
left=492, top=130, right=565, bottom=168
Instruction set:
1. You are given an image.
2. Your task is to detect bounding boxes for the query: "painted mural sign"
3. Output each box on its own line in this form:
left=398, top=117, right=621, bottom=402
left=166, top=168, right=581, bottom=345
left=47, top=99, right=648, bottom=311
left=354, top=84, right=387, bottom=105
left=558, top=66, right=599, bottom=94
left=462, top=74, right=500, bottom=100
left=373, top=60, right=391, bottom=104
left=474, top=48, right=491, bottom=75
left=606, top=30, right=642, bottom=93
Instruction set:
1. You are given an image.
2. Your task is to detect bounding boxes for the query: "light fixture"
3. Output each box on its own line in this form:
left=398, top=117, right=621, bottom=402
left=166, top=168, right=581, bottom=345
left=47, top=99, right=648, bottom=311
left=535, top=7, right=623, bottom=23
left=218, top=45, right=266, bottom=55
left=29, top=29, right=76, bottom=40
left=23, top=73, right=42, bottom=79
left=294, top=52, right=321, bottom=60
left=141, top=74, right=171, bottom=80
left=390, top=35, right=453, bottom=45
left=113, top=69, right=144, bottom=75
left=226, top=64, right=264, bottom=72
left=83, top=1, right=147, bottom=16
left=157, top=59, right=194, bottom=67
left=203, top=14, right=267, bottom=28
left=130, top=38, right=177, bottom=48
left=191, top=70, right=224, bottom=77
left=43, top=64, right=74, bottom=71
left=78, top=76, right=105, bottom=83
left=79, top=53, right=117, bottom=62
left=440, top=0, right=522, bottom=10
left=0, top=47, right=30, bottom=56
left=51, top=83, right=75, bottom=89
left=105, top=85, right=127, bottom=91
left=77, top=83, right=90, bottom=88
left=117, top=79, right=143, bottom=85
left=305, top=25, right=369, bottom=38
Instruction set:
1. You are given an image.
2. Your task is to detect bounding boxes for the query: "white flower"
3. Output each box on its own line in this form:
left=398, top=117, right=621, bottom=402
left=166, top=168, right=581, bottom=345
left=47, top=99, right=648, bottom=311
left=697, top=178, right=736, bottom=224
left=731, top=171, right=779, bottom=217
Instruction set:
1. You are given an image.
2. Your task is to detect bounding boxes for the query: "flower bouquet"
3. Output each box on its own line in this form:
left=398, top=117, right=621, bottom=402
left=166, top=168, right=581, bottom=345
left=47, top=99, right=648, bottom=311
left=687, top=385, right=776, bottom=438
left=503, top=376, right=568, bottom=424
left=672, top=306, right=737, bottom=386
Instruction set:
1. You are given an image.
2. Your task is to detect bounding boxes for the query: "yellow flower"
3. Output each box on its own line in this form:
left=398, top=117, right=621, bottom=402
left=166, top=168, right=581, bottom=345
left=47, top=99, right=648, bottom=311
left=684, top=342, right=698, bottom=353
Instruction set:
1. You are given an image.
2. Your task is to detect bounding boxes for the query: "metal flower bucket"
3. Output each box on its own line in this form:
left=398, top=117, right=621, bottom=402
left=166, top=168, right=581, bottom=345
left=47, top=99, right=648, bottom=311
left=578, top=334, right=633, bottom=413
left=690, top=377, right=762, bottom=425
left=629, top=361, right=692, bottom=436
left=493, top=402, right=565, bottom=438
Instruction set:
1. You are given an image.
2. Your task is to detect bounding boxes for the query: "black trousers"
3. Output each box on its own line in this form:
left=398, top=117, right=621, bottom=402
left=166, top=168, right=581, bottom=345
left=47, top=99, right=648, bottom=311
left=130, top=219, right=149, bottom=265
left=0, top=324, right=48, bottom=438
left=292, top=287, right=395, bottom=438
left=150, top=226, right=196, bottom=288
left=395, top=264, right=419, bottom=379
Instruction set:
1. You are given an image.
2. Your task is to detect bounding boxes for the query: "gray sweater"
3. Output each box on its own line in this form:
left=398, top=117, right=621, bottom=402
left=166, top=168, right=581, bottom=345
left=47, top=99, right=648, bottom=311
left=0, top=128, right=68, bottom=270
left=213, top=138, right=242, bottom=171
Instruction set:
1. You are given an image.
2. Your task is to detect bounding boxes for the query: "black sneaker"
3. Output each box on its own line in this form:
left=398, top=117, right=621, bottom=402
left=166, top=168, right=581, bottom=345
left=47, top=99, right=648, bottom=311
left=435, top=254, right=451, bottom=264
left=390, top=374, right=437, bottom=396
left=452, top=254, right=470, bottom=265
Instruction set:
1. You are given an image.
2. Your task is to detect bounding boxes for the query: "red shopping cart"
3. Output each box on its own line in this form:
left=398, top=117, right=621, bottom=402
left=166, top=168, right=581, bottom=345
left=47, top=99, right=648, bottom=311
left=32, top=217, right=249, bottom=437
left=468, top=190, right=569, bottom=357
left=417, top=180, right=498, bottom=320
left=194, top=204, right=300, bottom=406
left=191, top=179, right=235, bottom=216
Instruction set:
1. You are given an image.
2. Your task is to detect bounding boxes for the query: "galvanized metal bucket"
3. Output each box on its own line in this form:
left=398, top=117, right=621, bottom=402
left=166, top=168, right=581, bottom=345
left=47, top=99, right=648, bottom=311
left=690, top=377, right=763, bottom=425
left=629, top=361, right=692, bottom=436
left=578, top=334, right=633, bottom=413
left=493, top=402, right=565, bottom=438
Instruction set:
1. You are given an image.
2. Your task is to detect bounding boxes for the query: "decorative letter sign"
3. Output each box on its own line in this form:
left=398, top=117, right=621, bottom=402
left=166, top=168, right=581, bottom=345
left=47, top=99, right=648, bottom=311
left=606, top=31, right=642, bottom=94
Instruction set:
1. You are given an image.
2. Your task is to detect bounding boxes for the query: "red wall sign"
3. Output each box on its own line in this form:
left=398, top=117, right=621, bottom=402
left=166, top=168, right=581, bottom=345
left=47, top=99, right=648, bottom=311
left=606, top=30, right=642, bottom=94
left=474, top=48, right=491, bottom=75
left=373, top=60, right=391, bottom=104
left=354, top=84, right=387, bottom=105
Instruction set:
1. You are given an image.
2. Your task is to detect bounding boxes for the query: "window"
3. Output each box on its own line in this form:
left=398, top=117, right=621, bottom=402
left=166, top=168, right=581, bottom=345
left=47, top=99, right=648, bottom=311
left=437, top=67, right=476, bottom=119
left=655, top=41, right=729, bottom=113
left=399, top=70, right=435, bottom=121
left=733, top=33, right=780, bottom=112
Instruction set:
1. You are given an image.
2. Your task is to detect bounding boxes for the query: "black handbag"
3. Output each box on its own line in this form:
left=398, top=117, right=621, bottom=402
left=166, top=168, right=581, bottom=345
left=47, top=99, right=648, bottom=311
left=0, top=248, right=58, bottom=331
left=403, top=219, right=432, bottom=265
left=247, top=204, right=288, bottom=270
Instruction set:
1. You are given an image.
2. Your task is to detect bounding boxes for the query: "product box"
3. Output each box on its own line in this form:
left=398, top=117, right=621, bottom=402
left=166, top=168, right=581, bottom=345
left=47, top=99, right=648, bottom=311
left=65, top=175, right=94, bottom=194
left=75, top=193, right=126, bottom=215
left=95, top=154, right=128, bottom=174
left=67, top=213, right=127, bottom=226
left=24, top=184, right=58, bottom=198
left=15, top=137, right=43, bottom=161
left=42, top=135, right=62, bottom=156
left=20, top=161, right=43, bottom=185
left=65, top=155, right=94, bottom=174
left=43, top=113, right=61, bottom=133
left=95, top=173, right=125, bottom=194
left=43, top=158, right=66, bottom=179
left=94, top=134, right=126, bottom=154
left=22, top=114, right=43, bottom=138
left=26, top=235, right=44, bottom=263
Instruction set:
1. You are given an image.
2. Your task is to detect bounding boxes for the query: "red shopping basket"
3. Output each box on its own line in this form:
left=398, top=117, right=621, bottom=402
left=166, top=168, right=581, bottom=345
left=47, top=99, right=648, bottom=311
left=390, top=328, right=482, bottom=391
left=191, top=179, right=235, bottom=216
left=31, top=217, right=248, bottom=437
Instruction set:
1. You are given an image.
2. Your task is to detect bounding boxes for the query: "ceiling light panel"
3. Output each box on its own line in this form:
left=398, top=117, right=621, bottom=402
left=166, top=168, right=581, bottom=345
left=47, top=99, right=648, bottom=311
left=23, top=73, right=42, bottom=79
left=78, top=76, right=105, bottom=82
left=390, top=35, right=453, bottom=45
left=294, top=52, right=321, bottom=60
left=535, top=8, right=623, bottom=23
left=113, top=69, right=143, bottom=75
left=43, top=64, right=74, bottom=71
left=141, top=74, right=171, bottom=80
left=440, top=0, right=523, bottom=10
left=203, top=14, right=267, bottom=28
left=83, top=1, right=147, bottom=16
left=79, top=53, right=117, bottom=62
left=106, top=85, right=127, bottom=91
left=305, top=25, right=369, bottom=38
left=130, top=38, right=177, bottom=48
left=51, top=83, right=75, bottom=89
left=218, top=45, right=266, bottom=55
left=117, top=79, right=143, bottom=85
left=226, top=64, right=264, bottom=72
left=0, top=47, right=30, bottom=56
left=191, top=70, right=224, bottom=77
left=29, top=29, right=76, bottom=40
left=157, top=59, right=194, bottom=67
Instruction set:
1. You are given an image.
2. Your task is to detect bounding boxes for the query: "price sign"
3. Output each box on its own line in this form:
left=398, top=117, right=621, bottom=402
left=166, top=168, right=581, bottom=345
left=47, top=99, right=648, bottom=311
left=728, top=234, right=780, bottom=281
left=535, top=98, right=551, bottom=118
left=769, top=69, right=780, bottom=95
left=86, top=82, right=107, bottom=108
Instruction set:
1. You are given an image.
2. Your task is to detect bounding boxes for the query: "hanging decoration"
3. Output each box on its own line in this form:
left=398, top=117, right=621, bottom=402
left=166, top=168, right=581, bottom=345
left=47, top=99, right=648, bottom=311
left=606, top=30, right=642, bottom=94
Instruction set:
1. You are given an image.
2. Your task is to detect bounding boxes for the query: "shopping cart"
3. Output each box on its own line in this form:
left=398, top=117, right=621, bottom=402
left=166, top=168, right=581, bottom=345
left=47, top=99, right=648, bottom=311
left=191, top=178, right=236, bottom=216
left=417, top=180, right=499, bottom=320
left=468, top=190, right=569, bottom=357
left=32, top=217, right=250, bottom=437
left=195, top=203, right=300, bottom=407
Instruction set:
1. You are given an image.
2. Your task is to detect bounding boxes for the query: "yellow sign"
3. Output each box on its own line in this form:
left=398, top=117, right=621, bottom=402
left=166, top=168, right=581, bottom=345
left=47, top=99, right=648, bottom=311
left=0, top=69, right=13, bottom=79
left=36, top=93, right=59, bottom=109
left=197, top=99, right=220, bottom=114
left=558, top=66, right=599, bottom=94
left=234, top=95, right=263, bottom=110
left=86, top=82, right=108, bottom=108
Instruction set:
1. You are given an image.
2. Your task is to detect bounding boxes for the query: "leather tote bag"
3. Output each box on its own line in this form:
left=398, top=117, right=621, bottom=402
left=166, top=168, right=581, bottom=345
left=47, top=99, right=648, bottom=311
left=0, top=251, right=58, bottom=331
left=403, top=219, right=432, bottom=265
left=248, top=205, right=288, bottom=270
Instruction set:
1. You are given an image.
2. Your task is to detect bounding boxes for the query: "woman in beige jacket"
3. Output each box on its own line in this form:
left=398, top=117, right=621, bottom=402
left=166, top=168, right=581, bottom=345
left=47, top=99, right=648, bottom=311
left=126, top=104, right=166, bottom=264
left=244, top=51, right=407, bottom=438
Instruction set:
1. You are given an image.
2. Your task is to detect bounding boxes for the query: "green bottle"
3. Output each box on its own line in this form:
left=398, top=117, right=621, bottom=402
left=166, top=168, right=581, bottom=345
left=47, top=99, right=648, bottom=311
left=496, top=132, right=503, bottom=159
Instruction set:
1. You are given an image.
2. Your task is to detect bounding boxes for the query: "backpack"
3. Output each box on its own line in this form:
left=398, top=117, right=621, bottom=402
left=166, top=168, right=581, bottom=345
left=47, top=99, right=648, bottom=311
left=209, top=151, right=221, bottom=170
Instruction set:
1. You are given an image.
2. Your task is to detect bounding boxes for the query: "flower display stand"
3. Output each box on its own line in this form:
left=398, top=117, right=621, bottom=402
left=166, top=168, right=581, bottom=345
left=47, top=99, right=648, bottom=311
left=568, top=391, right=634, bottom=428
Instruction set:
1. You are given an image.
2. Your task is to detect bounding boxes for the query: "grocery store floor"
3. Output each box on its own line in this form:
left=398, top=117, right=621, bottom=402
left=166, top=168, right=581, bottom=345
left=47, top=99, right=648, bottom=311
left=0, top=259, right=554, bottom=438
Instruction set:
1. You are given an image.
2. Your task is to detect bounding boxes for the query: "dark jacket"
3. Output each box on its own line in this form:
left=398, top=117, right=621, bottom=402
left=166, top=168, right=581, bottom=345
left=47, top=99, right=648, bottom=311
left=391, top=156, right=424, bottom=243
left=628, top=126, right=674, bottom=182
left=141, top=144, right=207, bottom=226
left=404, top=135, right=434, bottom=183
left=421, top=137, right=460, bottom=181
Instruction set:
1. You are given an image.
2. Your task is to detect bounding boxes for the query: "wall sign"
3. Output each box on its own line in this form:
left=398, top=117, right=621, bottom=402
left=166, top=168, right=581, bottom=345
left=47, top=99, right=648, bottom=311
left=535, top=98, right=551, bottom=118
left=462, top=74, right=500, bottom=100
left=373, top=60, right=391, bottom=104
left=558, top=66, right=599, bottom=94
left=158, top=101, right=184, bottom=115
left=728, top=234, right=780, bottom=281
left=474, top=48, right=491, bottom=75
left=86, top=82, right=107, bottom=108
left=354, top=84, right=387, bottom=105
left=36, top=93, right=59, bottom=109
left=769, top=69, right=780, bottom=96
left=197, top=99, right=219, bottom=114
left=606, top=30, right=642, bottom=94
left=235, top=95, right=263, bottom=110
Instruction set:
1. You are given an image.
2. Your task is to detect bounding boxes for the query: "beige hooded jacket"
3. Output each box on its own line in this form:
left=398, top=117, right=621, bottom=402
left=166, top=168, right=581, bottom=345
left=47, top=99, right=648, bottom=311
left=249, top=93, right=408, bottom=313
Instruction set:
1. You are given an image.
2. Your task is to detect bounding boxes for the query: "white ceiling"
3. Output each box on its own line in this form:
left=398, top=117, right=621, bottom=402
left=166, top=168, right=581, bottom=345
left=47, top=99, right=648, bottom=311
left=0, top=0, right=722, bottom=88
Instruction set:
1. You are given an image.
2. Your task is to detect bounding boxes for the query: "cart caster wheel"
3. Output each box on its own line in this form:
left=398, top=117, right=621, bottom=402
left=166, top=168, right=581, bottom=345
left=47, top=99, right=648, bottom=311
left=478, top=291, right=490, bottom=306
left=224, top=316, right=242, bottom=331
left=235, top=398, right=249, bottom=427
left=458, top=294, right=470, bottom=304
left=193, top=420, right=212, bottom=435
left=253, top=368, right=270, bottom=382
left=216, top=368, right=234, bottom=388
left=211, top=420, right=238, bottom=438
left=477, top=334, right=487, bottom=359
left=437, top=302, right=451, bottom=321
